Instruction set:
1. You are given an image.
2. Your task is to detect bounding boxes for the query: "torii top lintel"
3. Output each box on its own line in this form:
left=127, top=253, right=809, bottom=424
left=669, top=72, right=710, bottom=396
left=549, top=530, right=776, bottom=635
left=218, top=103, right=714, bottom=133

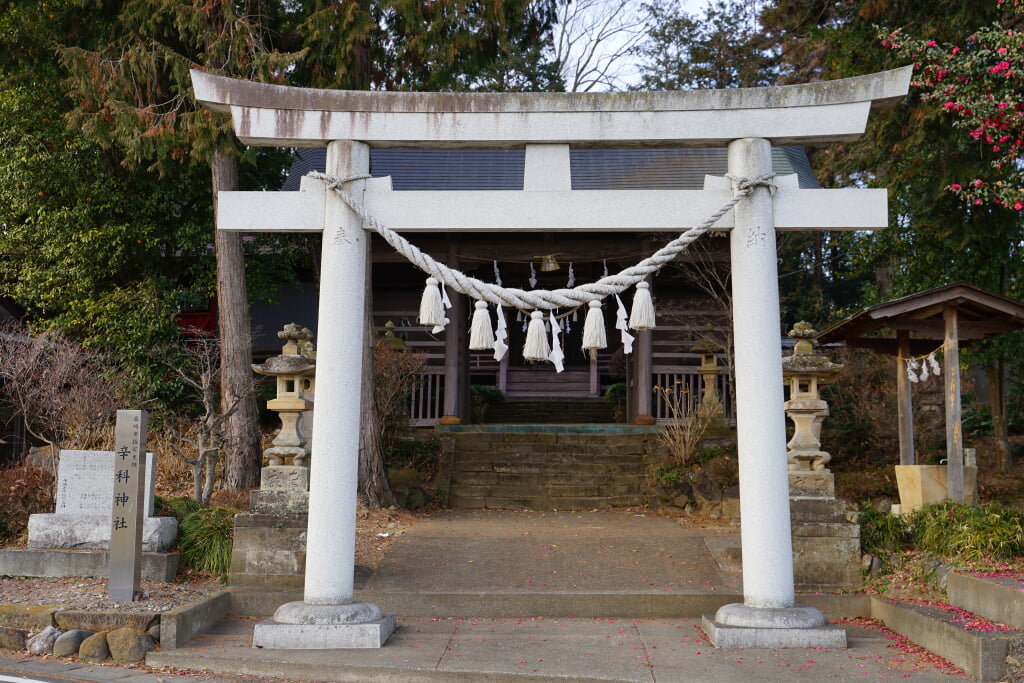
left=190, top=67, right=911, bottom=149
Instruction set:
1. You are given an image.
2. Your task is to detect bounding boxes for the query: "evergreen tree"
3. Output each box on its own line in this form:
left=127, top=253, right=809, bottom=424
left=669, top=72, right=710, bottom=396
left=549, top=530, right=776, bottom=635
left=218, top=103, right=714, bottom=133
left=634, top=0, right=775, bottom=90
left=55, top=0, right=300, bottom=490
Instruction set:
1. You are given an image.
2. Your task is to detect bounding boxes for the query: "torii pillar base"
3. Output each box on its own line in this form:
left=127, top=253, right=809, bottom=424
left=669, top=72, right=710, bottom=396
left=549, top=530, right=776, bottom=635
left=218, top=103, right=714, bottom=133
left=703, top=605, right=847, bottom=649
left=253, top=602, right=396, bottom=649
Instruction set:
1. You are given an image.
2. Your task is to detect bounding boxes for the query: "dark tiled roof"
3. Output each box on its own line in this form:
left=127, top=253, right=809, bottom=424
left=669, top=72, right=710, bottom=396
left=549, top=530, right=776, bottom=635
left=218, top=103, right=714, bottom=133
left=281, top=147, right=821, bottom=191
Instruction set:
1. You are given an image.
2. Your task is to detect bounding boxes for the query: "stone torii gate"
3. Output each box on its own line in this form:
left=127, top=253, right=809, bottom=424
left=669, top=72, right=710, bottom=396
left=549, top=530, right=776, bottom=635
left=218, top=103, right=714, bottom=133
left=191, top=66, right=910, bottom=649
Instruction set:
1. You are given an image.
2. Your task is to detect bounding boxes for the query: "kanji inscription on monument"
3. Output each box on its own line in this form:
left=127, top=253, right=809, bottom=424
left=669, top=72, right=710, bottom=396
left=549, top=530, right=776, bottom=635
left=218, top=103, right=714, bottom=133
left=108, top=409, right=149, bottom=602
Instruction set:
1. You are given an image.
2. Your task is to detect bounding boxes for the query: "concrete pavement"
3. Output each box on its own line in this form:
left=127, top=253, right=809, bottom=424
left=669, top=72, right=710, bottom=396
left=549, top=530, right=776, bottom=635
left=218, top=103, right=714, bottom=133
left=0, top=511, right=974, bottom=681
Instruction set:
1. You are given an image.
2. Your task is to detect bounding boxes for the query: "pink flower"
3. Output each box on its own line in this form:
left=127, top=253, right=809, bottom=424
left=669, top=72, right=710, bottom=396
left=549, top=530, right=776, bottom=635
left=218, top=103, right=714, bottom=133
left=997, top=47, right=1008, bottom=55
left=974, top=178, right=985, bottom=188
left=1015, top=201, right=1023, bottom=210
left=950, top=183, right=962, bottom=191
left=928, top=40, right=937, bottom=47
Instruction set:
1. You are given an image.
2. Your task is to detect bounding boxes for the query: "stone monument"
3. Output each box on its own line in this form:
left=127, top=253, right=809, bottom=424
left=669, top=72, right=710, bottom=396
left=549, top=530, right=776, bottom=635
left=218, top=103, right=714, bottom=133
left=109, top=409, right=149, bottom=602
left=783, top=323, right=862, bottom=591
left=0, top=449, right=178, bottom=581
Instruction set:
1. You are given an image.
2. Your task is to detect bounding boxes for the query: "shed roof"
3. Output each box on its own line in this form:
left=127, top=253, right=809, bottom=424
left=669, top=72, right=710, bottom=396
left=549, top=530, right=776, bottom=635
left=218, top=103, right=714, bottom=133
left=818, top=282, right=1024, bottom=355
left=281, top=146, right=820, bottom=192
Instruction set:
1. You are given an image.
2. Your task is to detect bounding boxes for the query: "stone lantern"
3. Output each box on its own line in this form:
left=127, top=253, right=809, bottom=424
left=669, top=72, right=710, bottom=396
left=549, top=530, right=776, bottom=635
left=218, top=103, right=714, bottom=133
left=253, top=323, right=316, bottom=471
left=782, top=323, right=861, bottom=592
left=782, top=322, right=842, bottom=473
left=691, top=327, right=725, bottom=414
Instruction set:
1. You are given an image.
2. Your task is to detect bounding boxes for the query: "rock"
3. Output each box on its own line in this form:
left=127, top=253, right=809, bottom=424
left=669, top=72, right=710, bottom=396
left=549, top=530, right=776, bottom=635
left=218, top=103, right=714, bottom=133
left=692, top=477, right=723, bottom=509
left=147, top=622, right=160, bottom=644
left=721, top=485, right=741, bottom=519
left=392, top=487, right=409, bottom=509
left=53, top=629, right=93, bottom=658
left=107, top=628, right=155, bottom=663
left=27, top=625, right=61, bottom=655
left=0, top=626, right=29, bottom=651
left=0, top=605, right=58, bottom=631
left=405, top=486, right=427, bottom=510
left=79, top=631, right=110, bottom=662
left=55, top=611, right=157, bottom=633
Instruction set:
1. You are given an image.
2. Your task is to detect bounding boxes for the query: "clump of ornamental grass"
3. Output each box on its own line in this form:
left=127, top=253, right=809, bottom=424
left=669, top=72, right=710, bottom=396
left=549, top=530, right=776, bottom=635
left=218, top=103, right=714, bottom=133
left=858, top=503, right=911, bottom=556
left=177, top=506, right=239, bottom=580
left=154, top=495, right=202, bottom=523
left=908, top=502, right=1024, bottom=563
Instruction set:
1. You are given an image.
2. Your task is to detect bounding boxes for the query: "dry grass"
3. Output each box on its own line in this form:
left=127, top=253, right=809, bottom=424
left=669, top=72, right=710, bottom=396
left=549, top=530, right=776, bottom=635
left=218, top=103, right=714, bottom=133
left=655, top=384, right=721, bottom=467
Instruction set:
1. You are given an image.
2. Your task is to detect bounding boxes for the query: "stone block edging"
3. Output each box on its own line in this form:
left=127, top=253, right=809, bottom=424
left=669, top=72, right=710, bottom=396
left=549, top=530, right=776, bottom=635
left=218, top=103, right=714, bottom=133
left=159, top=591, right=230, bottom=649
left=870, top=596, right=1023, bottom=682
left=947, top=571, right=1024, bottom=631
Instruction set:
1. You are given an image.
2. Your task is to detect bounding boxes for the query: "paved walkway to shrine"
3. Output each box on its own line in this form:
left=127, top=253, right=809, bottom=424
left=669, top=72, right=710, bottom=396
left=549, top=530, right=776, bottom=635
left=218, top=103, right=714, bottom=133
left=136, top=510, right=967, bottom=681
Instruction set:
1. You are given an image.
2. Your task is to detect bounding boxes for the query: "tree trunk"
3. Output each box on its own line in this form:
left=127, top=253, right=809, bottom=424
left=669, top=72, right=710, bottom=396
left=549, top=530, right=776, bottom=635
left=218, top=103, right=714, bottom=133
left=212, top=152, right=261, bottom=490
left=988, top=356, right=1011, bottom=473
left=358, top=238, right=395, bottom=508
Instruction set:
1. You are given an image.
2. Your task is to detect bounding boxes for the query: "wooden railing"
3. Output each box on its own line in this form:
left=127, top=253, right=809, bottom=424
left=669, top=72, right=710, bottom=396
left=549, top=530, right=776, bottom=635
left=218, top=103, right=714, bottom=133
left=651, top=365, right=733, bottom=423
left=409, top=366, right=444, bottom=426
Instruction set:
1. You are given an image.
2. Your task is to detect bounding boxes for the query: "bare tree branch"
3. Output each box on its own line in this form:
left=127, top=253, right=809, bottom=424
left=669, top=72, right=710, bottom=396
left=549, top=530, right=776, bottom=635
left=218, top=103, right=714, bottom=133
left=551, top=0, right=648, bottom=92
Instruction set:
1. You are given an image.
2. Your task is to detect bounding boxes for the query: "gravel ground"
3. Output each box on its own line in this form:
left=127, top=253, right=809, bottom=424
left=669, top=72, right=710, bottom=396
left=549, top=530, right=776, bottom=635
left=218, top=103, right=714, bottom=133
left=0, top=575, right=223, bottom=612
left=0, top=506, right=418, bottom=613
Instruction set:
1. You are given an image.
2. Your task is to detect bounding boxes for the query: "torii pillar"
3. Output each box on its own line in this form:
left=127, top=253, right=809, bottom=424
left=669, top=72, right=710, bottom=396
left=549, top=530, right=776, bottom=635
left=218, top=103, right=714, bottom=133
left=192, top=66, right=911, bottom=650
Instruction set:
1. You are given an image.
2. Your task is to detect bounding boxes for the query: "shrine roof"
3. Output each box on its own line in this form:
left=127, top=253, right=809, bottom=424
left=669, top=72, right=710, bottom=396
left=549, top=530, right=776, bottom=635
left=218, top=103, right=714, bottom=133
left=818, top=282, right=1024, bottom=355
left=281, top=147, right=821, bottom=192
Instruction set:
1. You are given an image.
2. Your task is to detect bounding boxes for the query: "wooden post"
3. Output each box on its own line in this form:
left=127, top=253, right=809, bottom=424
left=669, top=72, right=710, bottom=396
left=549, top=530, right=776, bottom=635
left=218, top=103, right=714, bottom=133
left=633, top=330, right=654, bottom=422
left=442, top=240, right=463, bottom=424
left=896, top=331, right=915, bottom=466
left=944, top=305, right=964, bottom=503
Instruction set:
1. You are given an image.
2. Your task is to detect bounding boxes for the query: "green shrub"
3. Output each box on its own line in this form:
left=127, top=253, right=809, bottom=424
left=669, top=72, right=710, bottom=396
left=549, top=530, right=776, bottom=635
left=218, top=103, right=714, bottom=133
left=603, top=382, right=627, bottom=404
left=385, top=431, right=444, bottom=482
left=858, top=504, right=910, bottom=555
left=909, top=503, right=1024, bottom=562
left=154, top=495, right=202, bottom=522
left=693, top=443, right=736, bottom=465
left=653, top=462, right=683, bottom=485
left=470, top=384, right=505, bottom=404
left=178, top=506, right=239, bottom=579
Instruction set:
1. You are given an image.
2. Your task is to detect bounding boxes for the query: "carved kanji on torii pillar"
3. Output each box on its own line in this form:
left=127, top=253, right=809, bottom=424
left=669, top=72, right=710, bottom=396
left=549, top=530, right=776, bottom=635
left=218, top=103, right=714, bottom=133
left=192, top=65, right=911, bottom=650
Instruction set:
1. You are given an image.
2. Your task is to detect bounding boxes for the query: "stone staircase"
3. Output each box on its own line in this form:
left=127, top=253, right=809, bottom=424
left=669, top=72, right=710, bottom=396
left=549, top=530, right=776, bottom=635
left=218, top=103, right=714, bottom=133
left=441, top=426, right=664, bottom=510
left=484, top=397, right=616, bottom=424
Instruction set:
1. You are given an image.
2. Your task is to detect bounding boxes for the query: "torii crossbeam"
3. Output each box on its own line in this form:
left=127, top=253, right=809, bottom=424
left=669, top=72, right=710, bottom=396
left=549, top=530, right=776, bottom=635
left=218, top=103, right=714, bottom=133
left=192, top=66, right=911, bottom=650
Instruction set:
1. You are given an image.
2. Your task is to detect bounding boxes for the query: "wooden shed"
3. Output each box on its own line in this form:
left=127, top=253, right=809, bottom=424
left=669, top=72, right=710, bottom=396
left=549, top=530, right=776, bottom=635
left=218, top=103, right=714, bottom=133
left=818, top=282, right=1024, bottom=503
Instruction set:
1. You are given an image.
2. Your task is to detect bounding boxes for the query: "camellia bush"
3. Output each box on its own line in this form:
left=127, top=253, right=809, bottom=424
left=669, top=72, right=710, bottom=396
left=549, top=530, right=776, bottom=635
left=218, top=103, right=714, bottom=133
left=883, top=2, right=1024, bottom=210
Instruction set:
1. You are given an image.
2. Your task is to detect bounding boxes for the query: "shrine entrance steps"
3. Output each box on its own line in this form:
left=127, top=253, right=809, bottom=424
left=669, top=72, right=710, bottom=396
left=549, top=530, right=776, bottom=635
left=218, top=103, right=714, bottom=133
left=439, top=425, right=664, bottom=510
left=483, top=397, right=616, bottom=424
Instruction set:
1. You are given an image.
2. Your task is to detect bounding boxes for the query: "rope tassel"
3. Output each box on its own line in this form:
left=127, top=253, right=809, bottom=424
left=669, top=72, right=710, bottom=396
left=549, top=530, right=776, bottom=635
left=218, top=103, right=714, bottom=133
left=468, top=301, right=495, bottom=350
left=582, top=300, right=607, bottom=351
left=523, top=311, right=550, bottom=361
left=629, top=282, right=655, bottom=330
left=418, top=277, right=445, bottom=327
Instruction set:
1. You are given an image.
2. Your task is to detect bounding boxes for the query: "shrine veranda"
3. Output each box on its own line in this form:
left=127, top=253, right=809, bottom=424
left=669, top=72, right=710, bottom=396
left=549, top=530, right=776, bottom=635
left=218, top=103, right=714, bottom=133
left=192, top=66, right=911, bottom=649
